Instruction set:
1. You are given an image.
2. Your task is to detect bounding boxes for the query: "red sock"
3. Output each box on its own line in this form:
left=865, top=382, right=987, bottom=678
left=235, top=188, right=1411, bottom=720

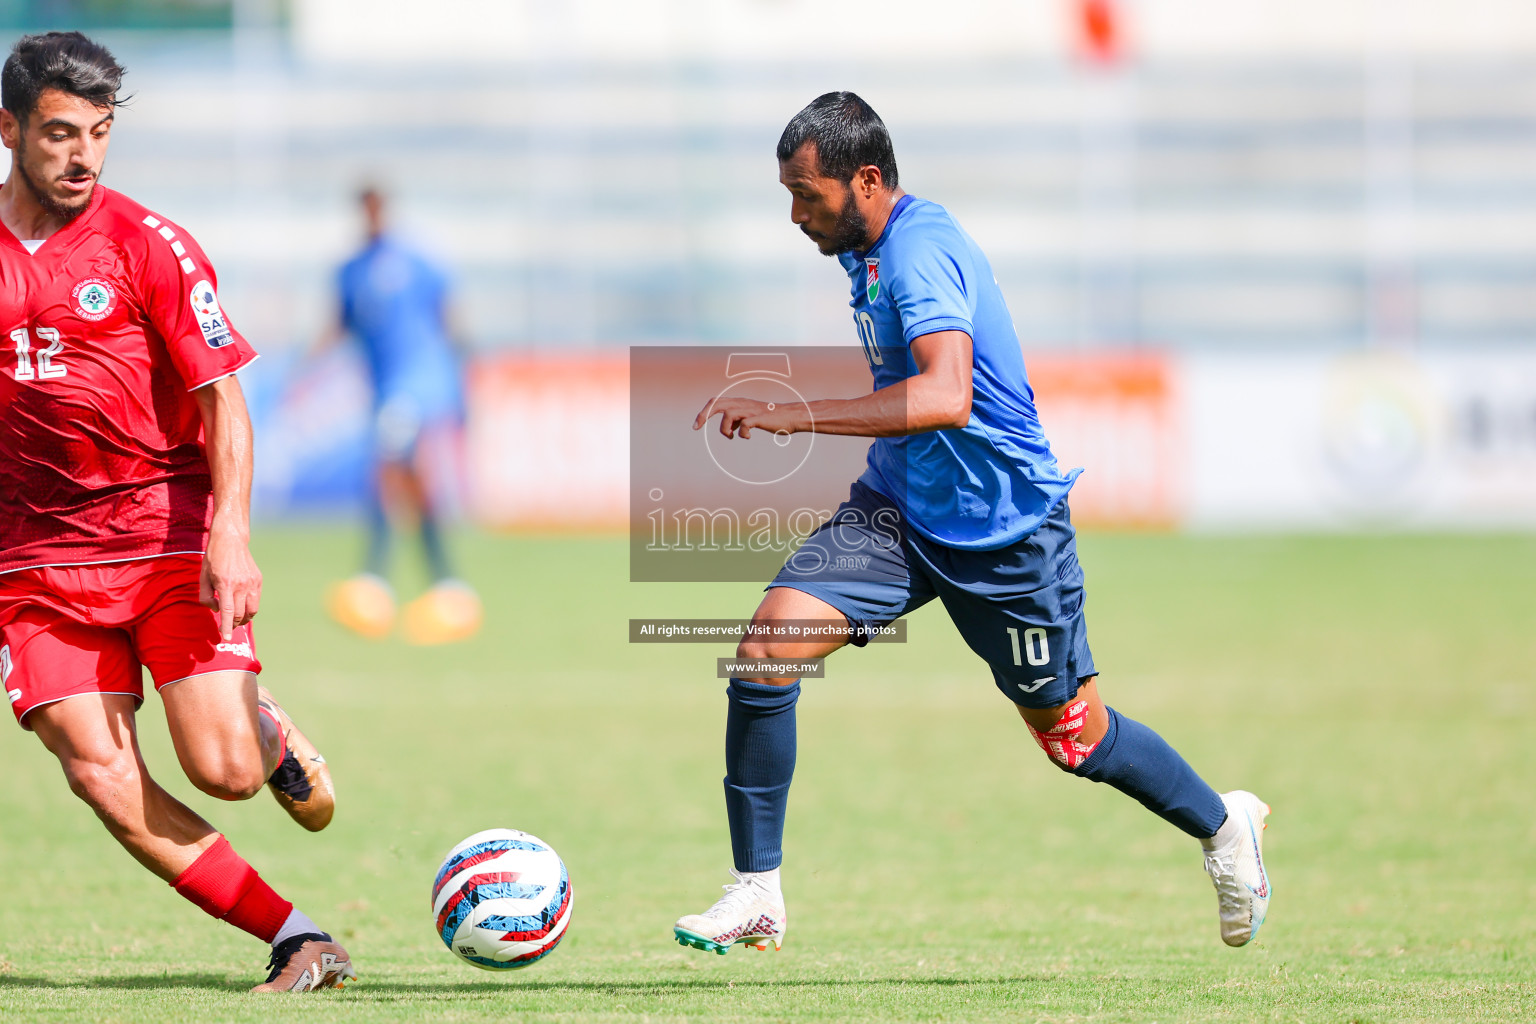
left=171, top=835, right=293, bottom=942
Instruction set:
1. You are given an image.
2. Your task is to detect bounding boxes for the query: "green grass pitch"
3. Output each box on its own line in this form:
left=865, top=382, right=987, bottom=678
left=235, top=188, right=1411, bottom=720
left=0, top=529, right=1533, bottom=1022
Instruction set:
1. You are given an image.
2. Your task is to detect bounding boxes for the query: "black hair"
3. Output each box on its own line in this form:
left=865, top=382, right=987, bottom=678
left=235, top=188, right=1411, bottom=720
left=776, top=91, right=898, bottom=188
left=2, top=32, right=125, bottom=121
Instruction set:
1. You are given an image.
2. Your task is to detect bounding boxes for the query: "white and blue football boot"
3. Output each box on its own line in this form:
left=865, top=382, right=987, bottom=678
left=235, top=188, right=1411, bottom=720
left=674, top=870, right=787, bottom=954
left=1203, top=790, right=1272, bottom=946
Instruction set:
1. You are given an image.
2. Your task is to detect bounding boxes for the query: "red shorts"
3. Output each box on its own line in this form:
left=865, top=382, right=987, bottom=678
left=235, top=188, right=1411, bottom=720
left=0, top=554, right=261, bottom=729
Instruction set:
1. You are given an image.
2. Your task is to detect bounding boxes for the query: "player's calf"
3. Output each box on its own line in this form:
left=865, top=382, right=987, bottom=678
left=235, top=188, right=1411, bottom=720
left=1015, top=685, right=1230, bottom=836
left=35, top=701, right=190, bottom=851
left=60, top=748, right=144, bottom=827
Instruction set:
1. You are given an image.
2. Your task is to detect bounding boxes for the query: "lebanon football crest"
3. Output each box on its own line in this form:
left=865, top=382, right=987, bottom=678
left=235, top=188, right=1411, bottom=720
left=865, top=258, right=880, bottom=303
left=72, top=278, right=117, bottom=321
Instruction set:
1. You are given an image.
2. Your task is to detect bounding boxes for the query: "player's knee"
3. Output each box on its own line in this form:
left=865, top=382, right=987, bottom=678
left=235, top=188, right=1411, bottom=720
left=737, top=634, right=775, bottom=661
left=60, top=753, right=140, bottom=819
left=1021, top=698, right=1101, bottom=773
left=186, top=755, right=265, bottom=801
left=737, top=625, right=805, bottom=662
left=735, top=631, right=808, bottom=684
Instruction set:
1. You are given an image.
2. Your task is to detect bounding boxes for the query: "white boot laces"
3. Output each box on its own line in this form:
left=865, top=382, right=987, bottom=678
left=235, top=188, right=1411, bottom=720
left=1203, top=839, right=1243, bottom=911
left=702, top=872, right=761, bottom=922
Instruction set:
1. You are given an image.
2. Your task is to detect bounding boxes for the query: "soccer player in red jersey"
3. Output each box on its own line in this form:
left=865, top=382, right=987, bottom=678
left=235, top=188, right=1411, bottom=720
left=0, top=32, right=354, bottom=991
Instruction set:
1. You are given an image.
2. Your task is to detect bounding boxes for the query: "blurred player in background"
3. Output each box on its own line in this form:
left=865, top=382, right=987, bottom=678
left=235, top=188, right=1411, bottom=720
left=0, top=32, right=352, bottom=990
left=677, top=92, right=1271, bottom=954
left=320, top=186, right=481, bottom=645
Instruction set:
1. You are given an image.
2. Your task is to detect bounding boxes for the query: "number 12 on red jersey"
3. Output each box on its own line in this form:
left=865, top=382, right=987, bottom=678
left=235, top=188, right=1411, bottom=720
left=10, top=327, right=66, bottom=380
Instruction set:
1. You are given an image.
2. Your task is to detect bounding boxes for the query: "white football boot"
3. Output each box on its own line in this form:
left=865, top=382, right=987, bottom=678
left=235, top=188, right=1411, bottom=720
left=673, top=869, right=787, bottom=955
left=1202, top=790, right=1272, bottom=947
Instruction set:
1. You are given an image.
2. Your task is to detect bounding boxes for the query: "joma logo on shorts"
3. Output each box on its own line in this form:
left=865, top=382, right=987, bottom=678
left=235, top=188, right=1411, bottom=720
left=216, top=641, right=253, bottom=659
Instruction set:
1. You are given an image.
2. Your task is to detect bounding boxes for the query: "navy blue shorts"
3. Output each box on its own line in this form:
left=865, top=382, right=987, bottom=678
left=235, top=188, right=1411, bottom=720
left=769, top=481, right=1096, bottom=708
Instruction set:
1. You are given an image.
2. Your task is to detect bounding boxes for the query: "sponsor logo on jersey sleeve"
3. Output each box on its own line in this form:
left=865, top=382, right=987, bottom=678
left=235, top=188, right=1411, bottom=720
left=189, top=280, right=233, bottom=348
left=865, top=257, right=880, bottom=303
left=72, top=278, right=117, bottom=321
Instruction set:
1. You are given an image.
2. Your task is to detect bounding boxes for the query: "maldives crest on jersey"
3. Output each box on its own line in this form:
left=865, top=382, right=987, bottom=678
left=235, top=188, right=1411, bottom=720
left=72, top=278, right=116, bottom=321
left=864, top=258, right=880, bottom=303
left=189, top=279, right=233, bottom=348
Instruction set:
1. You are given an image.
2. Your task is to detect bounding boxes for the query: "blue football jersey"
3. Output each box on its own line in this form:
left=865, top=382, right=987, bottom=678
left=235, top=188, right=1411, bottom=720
left=338, top=236, right=463, bottom=417
left=839, top=195, right=1080, bottom=550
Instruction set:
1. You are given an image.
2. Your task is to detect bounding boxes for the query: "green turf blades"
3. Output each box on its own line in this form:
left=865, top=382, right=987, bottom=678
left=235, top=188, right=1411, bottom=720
left=4, top=530, right=1535, bottom=1021
left=674, top=927, right=732, bottom=954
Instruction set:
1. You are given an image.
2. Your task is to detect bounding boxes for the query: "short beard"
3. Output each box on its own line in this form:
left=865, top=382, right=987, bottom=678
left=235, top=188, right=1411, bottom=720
left=806, top=186, right=870, bottom=257
left=15, top=139, right=94, bottom=223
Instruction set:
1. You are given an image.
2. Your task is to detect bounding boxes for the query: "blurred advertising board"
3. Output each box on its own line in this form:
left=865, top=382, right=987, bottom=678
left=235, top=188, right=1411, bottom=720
left=463, top=348, right=1190, bottom=537
left=258, top=348, right=1536, bottom=533
left=1184, top=351, right=1536, bottom=530
left=1026, top=354, right=1181, bottom=529
left=1048, top=348, right=1536, bottom=531
left=466, top=353, right=629, bottom=530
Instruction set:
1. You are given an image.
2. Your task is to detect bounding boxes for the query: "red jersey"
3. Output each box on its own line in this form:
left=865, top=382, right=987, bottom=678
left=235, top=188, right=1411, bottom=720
left=0, top=185, right=257, bottom=574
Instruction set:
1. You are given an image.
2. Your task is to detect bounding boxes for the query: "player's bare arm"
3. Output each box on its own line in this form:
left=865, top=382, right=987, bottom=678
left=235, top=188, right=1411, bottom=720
left=693, top=329, right=974, bottom=439
left=194, top=374, right=261, bottom=640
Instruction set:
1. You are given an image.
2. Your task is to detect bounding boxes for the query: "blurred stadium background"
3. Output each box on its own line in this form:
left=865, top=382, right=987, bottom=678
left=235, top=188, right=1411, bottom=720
left=3, top=7, right=1535, bottom=1018
left=8, top=0, right=1536, bottom=532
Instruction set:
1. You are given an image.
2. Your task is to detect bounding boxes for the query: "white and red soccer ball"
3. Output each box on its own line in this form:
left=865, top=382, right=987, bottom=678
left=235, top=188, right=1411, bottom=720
left=431, top=829, right=572, bottom=970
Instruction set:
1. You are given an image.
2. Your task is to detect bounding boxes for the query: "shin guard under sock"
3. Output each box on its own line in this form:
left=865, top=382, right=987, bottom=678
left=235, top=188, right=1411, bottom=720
left=171, top=835, right=293, bottom=942
left=1072, top=707, right=1228, bottom=838
left=722, top=677, right=800, bottom=873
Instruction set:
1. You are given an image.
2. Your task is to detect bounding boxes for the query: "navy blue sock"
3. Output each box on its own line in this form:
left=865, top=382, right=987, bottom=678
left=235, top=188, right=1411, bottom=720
left=419, top=505, right=452, bottom=582
left=364, top=485, right=390, bottom=578
left=1073, top=707, right=1227, bottom=838
left=723, top=677, right=799, bottom=872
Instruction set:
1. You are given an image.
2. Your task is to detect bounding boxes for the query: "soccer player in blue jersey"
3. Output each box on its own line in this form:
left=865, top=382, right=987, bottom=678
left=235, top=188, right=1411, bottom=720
left=674, top=92, right=1271, bottom=954
left=321, top=187, right=481, bottom=644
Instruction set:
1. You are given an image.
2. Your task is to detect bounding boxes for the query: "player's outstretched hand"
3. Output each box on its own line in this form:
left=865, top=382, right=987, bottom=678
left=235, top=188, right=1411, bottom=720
left=693, top=396, right=805, bottom=439
left=200, top=527, right=262, bottom=641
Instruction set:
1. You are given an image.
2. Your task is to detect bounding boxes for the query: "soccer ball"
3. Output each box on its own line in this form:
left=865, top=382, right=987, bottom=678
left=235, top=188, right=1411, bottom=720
left=431, top=828, right=573, bottom=970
